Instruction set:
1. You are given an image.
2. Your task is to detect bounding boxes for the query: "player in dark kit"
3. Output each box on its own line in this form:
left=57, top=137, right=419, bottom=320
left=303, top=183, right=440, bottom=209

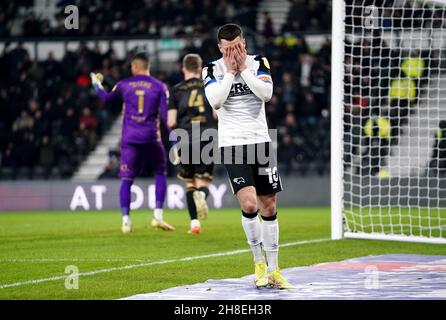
left=168, top=54, right=217, bottom=235
left=91, top=52, right=175, bottom=233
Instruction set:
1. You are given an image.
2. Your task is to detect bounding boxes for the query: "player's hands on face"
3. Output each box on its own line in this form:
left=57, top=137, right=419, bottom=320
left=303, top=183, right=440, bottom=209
left=223, top=46, right=238, bottom=75
left=233, top=42, right=247, bottom=72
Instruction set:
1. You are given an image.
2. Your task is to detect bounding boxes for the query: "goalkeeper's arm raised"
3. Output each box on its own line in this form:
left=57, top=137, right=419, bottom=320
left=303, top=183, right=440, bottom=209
left=90, top=73, right=121, bottom=102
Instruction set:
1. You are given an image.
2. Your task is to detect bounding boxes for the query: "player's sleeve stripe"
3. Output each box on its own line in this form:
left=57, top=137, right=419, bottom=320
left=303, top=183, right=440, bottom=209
left=257, top=71, right=270, bottom=76
left=204, top=78, right=217, bottom=87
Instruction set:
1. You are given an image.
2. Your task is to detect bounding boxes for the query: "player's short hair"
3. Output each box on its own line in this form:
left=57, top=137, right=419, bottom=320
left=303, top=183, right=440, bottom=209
left=182, top=54, right=203, bottom=73
left=217, top=24, right=243, bottom=42
left=131, top=52, right=150, bottom=68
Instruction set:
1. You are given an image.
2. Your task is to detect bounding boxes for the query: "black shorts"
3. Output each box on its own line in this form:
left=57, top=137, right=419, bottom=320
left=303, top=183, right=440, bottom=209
left=177, top=141, right=214, bottom=182
left=221, top=142, right=283, bottom=196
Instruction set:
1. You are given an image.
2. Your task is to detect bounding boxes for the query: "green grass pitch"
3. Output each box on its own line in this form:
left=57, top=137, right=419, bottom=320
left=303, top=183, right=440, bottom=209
left=0, top=207, right=445, bottom=300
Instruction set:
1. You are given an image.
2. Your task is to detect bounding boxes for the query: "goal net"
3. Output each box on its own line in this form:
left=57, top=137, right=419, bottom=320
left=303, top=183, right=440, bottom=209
left=332, top=0, right=446, bottom=243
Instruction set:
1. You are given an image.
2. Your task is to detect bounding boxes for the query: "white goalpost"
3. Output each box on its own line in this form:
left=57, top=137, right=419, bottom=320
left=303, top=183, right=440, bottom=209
left=331, top=0, right=446, bottom=244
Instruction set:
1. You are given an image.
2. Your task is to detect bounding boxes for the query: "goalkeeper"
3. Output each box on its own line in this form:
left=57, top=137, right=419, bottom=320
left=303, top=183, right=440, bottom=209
left=91, top=52, right=175, bottom=233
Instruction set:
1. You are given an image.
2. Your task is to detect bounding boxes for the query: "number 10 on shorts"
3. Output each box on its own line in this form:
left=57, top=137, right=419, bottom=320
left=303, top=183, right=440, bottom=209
left=265, top=167, right=279, bottom=189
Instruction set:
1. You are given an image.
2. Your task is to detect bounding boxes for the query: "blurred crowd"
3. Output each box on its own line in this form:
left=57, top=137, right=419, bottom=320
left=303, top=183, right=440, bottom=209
left=343, top=0, right=445, bottom=177
left=346, top=0, right=445, bottom=32
left=0, top=0, right=333, bottom=180
left=0, top=0, right=333, bottom=39
left=0, top=42, right=125, bottom=179
left=0, top=0, right=258, bottom=38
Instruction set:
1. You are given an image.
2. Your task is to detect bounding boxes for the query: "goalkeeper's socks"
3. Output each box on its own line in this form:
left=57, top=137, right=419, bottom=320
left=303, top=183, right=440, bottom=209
left=122, top=215, right=131, bottom=225
left=242, top=210, right=264, bottom=263
left=261, top=213, right=279, bottom=272
left=119, top=179, right=133, bottom=218
left=154, top=208, right=163, bottom=221
left=155, top=174, right=167, bottom=210
left=198, top=186, right=210, bottom=199
left=186, top=187, right=198, bottom=220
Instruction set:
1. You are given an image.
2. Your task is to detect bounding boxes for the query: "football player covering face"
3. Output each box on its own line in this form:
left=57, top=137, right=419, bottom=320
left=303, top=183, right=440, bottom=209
left=218, top=37, right=247, bottom=75
left=202, top=24, right=294, bottom=290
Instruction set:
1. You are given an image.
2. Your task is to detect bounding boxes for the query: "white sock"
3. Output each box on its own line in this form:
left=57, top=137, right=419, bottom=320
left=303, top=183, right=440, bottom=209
left=122, top=215, right=131, bottom=225
left=242, top=215, right=264, bottom=263
left=191, top=219, right=201, bottom=229
left=262, top=218, right=279, bottom=272
left=154, top=208, right=163, bottom=221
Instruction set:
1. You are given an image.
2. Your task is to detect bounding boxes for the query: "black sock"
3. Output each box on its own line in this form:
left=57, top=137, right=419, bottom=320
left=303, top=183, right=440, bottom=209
left=198, top=186, right=210, bottom=199
left=186, top=188, right=198, bottom=220
left=261, top=213, right=277, bottom=221
left=242, top=210, right=259, bottom=219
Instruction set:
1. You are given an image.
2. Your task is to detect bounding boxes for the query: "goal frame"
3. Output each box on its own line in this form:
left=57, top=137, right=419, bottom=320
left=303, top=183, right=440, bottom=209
left=330, top=0, right=446, bottom=244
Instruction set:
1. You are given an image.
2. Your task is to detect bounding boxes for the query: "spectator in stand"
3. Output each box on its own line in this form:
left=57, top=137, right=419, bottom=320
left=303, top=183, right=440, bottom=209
left=261, top=12, right=275, bottom=39
left=79, top=107, right=99, bottom=151
left=297, top=89, right=319, bottom=126
left=99, top=159, right=120, bottom=179
left=39, top=136, right=55, bottom=179
left=278, top=133, right=298, bottom=176
left=279, top=72, right=296, bottom=106
left=362, top=116, right=391, bottom=176
left=427, top=120, right=446, bottom=177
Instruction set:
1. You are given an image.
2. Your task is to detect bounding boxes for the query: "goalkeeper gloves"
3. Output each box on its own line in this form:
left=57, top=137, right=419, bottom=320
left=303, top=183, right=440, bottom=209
left=90, top=73, right=104, bottom=90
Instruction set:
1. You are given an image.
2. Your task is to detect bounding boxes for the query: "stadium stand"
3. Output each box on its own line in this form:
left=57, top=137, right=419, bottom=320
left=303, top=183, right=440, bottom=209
left=0, top=0, right=333, bottom=180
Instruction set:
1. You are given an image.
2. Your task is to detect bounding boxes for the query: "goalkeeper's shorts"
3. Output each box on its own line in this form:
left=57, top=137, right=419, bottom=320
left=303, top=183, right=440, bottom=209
left=221, top=142, right=283, bottom=196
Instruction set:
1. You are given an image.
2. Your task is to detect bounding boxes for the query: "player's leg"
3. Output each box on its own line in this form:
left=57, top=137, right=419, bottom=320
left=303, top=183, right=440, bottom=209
left=237, top=186, right=263, bottom=264
left=192, top=164, right=213, bottom=220
left=119, top=178, right=133, bottom=233
left=257, top=195, right=292, bottom=289
left=119, top=143, right=140, bottom=233
left=178, top=163, right=201, bottom=234
left=224, top=144, right=268, bottom=287
left=236, top=186, right=269, bottom=288
left=254, top=142, right=293, bottom=289
left=257, top=193, right=278, bottom=271
left=186, top=179, right=201, bottom=235
left=154, top=174, right=167, bottom=219
left=255, top=166, right=293, bottom=289
left=149, top=141, right=175, bottom=231
left=191, top=140, right=214, bottom=220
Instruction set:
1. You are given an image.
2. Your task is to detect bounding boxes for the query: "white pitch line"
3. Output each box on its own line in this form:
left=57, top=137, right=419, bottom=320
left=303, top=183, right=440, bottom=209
left=0, top=238, right=330, bottom=290
left=0, top=258, right=154, bottom=263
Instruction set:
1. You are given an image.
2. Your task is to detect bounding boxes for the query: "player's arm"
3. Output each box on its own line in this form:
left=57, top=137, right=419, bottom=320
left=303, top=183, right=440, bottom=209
left=90, top=73, right=121, bottom=102
left=167, top=110, right=177, bottom=129
left=239, top=55, right=273, bottom=103
left=159, top=84, right=169, bottom=129
left=203, top=47, right=239, bottom=111
left=202, top=63, right=234, bottom=111
left=167, top=88, right=178, bottom=129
